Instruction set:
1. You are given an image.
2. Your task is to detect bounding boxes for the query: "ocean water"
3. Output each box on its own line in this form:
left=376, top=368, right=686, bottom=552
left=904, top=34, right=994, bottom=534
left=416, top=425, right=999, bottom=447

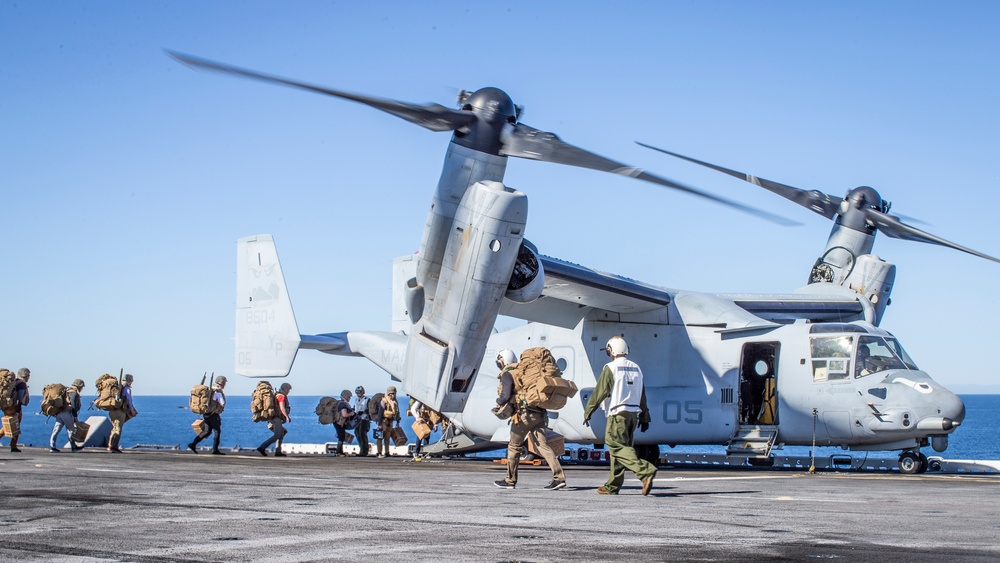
left=7, top=395, right=1000, bottom=459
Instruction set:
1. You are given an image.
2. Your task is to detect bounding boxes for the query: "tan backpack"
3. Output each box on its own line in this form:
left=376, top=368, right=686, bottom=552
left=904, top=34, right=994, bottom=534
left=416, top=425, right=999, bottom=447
left=94, top=373, right=124, bottom=411
left=315, top=396, right=337, bottom=425
left=0, top=369, right=16, bottom=410
left=512, top=347, right=579, bottom=410
left=41, top=383, right=69, bottom=416
left=190, top=374, right=213, bottom=415
left=250, top=381, right=277, bottom=422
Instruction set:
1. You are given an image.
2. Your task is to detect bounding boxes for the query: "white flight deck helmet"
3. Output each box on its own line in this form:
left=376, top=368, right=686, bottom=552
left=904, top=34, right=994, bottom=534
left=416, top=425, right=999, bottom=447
left=496, top=349, right=518, bottom=370
left=606, top=336, right=630, bottom=358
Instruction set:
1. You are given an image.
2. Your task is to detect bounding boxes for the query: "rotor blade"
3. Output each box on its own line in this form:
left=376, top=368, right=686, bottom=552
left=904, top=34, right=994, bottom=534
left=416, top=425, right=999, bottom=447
left=501, top=124, right=798, bottom=226
left=166, top=50, right=476, bottom=133
left=864, top=209, right=1000, bottom=264
left=636, top=142, right=843, bottom=219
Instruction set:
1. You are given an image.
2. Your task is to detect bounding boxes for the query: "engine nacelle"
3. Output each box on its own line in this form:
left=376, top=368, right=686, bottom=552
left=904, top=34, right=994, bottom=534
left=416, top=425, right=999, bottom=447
left=808, top=222, right=895, bottom=325
left=403, top=180, right=527, bottom=413
left=504, top=241, right=544, bottom=303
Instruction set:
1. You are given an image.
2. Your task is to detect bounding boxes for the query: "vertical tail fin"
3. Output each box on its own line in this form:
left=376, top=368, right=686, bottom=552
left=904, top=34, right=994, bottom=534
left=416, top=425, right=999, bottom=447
left=235, top=235, right=301, bottom=377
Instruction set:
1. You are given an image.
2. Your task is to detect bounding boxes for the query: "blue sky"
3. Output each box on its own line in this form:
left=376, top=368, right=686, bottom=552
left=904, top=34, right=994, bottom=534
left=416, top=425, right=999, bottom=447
left=3, top=2, right=999, bottom=396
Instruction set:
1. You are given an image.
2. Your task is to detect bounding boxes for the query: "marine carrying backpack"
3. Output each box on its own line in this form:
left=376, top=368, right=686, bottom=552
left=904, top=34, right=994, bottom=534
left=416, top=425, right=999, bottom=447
left=41, top=383, right=69, bottom=416
left=190, top=381, right=212, bottom=415
left=94, top=374, right=124, bottom=411
left=315, top=396, right=337, bottom=425
left=0, top=370, right=16, bottom=410
left=250, top=381, right=277, bottom=422
left=512, top=347, right=579, bottom=410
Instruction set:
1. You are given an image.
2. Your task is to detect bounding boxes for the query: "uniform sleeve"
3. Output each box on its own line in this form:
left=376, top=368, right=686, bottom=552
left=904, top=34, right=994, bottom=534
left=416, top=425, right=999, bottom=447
left=583, top=365, right=614, bottom=421
left=639, top=385, right=651, bottom=425
left=496, top=371, right=514, bottom=405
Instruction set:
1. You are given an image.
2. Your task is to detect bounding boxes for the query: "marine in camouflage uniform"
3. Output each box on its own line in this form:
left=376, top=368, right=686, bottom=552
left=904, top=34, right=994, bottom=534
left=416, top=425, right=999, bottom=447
left=108, top=373, right=137, bottom=453
left=0, top=368, right=30, bottom=452
left=492, top=350, right=566, bottom=491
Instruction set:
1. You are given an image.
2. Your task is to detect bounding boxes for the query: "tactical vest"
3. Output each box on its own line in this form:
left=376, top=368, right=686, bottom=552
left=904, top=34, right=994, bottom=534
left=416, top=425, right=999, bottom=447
left=381, top=395, right=398, bottom=420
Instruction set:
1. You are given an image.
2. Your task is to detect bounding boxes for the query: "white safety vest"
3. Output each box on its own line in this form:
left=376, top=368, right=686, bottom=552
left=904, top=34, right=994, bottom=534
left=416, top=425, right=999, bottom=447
left=352, top=395, right=370, bottom=419
left=603, top=357, right=644, bottom=416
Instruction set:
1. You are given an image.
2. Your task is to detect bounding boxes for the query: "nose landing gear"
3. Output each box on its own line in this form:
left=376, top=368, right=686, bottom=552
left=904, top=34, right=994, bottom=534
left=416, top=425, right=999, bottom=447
left=898, top=450, right=929, bottom=474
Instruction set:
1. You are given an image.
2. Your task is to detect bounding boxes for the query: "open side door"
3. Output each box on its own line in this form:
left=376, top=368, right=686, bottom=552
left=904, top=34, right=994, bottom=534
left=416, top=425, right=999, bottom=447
left=728, top=341, right=781, bottom=458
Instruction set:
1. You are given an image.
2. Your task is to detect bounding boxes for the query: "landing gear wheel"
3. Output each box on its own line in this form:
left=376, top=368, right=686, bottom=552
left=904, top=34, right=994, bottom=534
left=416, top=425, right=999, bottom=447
left=928, top=458, right=942, bottom=472
left=898, top=451, right=923, bottom=474
left=917, top=453, right=929, bottom=474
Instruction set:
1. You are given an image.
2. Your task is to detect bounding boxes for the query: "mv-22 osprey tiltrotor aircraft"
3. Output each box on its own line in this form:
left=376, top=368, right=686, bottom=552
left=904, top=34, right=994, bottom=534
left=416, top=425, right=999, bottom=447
left=171, top=52, right=999, bottom=474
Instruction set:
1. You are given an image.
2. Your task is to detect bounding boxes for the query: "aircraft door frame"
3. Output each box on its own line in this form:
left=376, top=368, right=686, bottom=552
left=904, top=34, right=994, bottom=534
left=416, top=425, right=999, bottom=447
left=738, top=341, right=780, bottom=426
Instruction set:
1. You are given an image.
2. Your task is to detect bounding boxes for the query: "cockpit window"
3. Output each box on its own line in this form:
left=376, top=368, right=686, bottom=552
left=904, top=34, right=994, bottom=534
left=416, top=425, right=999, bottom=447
left=855, top=335, right=915, bottom=378
left=810, top=336, right=853, bottom=382
left=885, top=338, right=919, bottom=370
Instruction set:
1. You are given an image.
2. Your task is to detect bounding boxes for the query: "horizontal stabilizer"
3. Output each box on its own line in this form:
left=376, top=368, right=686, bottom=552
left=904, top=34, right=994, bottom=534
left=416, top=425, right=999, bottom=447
left=235, top=235, right=301, bottom=377
left=300, top=334, right=346, bottom=351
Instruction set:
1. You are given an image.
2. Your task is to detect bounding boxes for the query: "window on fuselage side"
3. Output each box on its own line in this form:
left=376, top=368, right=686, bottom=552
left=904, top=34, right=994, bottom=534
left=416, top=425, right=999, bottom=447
left=810, top=335, right=854, bottom=382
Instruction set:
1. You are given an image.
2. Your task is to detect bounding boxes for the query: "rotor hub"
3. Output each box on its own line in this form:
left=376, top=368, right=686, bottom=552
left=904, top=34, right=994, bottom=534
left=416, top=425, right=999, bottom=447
left=837, top=186, right=883, bottom=232
left=845, top=186, right=883, bottom=212
left=453, top=87, right=517, bottom=155
left=462, top=87, right=517, bottom=125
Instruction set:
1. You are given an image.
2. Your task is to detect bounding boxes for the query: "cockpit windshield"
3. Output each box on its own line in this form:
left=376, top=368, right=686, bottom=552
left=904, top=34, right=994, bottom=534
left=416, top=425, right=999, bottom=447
left=855, top=335, right=918, bottom=378
left=884, top=337, right=919, bottom=370
left=810, top=333, right=920, bottom=382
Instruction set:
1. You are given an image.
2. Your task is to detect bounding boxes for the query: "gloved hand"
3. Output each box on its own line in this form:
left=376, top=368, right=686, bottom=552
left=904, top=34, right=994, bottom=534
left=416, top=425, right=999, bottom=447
left=639, top=421, right=649, bottom=433
left=582, top=418, right=590, bottom=427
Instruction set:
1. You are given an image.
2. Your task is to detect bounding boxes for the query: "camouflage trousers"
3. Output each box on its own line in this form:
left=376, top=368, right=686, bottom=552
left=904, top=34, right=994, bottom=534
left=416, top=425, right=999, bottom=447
left=505, top=409, right=565, bottom=485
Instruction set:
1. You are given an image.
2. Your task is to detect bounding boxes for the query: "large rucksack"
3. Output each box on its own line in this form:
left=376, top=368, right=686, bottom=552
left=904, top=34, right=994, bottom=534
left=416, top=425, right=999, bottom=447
left=94, top=373, right=124, bottom=411
left=190, top=374, right=213, bottom=415
left=512, top=347, right=579, bottom=410
left=0, top=369, right=16, bottom=410
left=315, top=396, right=337, bottom=425
left=368, top=392, right=384, bottom=420
left=250, top=381, right=277, bottom=422
left=41, top=383, right=69, bottom=416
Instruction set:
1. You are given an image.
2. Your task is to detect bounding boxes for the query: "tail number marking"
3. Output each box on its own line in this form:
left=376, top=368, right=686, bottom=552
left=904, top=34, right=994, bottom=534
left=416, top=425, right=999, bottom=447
left=662, top=400, right=703, bottom=425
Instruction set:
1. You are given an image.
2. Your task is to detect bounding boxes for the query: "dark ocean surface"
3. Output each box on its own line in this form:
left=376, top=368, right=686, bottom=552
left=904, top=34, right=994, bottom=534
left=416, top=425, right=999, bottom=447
left=8, top=395, right=999, bottom=459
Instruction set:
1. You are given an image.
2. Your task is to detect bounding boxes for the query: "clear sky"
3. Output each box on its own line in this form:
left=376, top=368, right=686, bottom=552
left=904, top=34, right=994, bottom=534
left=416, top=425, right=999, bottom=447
left=3, top=2, right=999, bottom=397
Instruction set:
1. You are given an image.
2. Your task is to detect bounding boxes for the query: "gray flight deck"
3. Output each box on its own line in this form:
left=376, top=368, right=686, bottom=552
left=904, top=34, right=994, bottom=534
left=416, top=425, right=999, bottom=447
left=2, top=448, right=1000, bottom=562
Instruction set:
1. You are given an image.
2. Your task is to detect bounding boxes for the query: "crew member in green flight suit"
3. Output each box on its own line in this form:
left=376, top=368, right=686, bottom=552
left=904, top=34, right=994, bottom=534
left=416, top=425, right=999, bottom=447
left=583, top=336, right=657, bottom=495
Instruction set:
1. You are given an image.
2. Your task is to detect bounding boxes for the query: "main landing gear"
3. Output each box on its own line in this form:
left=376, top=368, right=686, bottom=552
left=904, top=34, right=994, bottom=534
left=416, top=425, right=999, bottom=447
left=897, top=450, right=929, bottom=474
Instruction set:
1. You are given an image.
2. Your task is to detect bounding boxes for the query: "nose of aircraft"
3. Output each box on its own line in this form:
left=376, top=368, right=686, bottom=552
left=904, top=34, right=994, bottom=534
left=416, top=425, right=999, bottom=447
left=914, top=382, right=965, bottom=432
left=937, top=385, right=965, bottom=426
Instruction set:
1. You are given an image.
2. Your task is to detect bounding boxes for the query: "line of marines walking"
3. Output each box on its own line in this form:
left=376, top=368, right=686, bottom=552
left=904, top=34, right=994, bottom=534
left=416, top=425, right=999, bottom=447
left=1, top=335, right=657, bottom=495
